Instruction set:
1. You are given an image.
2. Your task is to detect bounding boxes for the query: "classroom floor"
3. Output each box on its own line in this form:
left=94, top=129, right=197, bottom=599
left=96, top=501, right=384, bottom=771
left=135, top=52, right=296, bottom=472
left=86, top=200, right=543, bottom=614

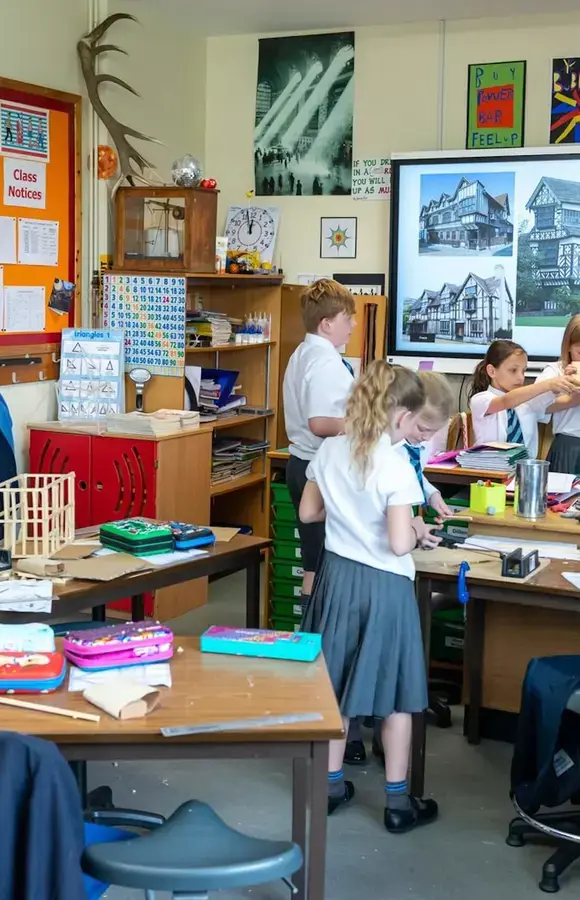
left=95, top=571, right=569, bottom=900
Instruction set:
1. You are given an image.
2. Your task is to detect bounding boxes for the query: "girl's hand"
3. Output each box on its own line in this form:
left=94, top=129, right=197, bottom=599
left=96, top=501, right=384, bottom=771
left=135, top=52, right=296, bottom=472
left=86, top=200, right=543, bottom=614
left=429, top=491, right=453, bottom=520
left=550, top=375, right=580, bottom=395
left=564, top=364, right=577, bottom=377
left=412, top=516, right=442, bottom=550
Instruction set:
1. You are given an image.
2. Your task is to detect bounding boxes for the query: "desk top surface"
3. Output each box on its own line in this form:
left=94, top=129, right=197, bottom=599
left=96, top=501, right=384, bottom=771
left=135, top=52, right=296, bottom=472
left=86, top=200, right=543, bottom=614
left=414, top=552, right=580, bottom=597
left=466, top=506, right=579, bottom=536
left=2, top=637, right=343, bottom=745
left=53, top=534, right=270, bottom=605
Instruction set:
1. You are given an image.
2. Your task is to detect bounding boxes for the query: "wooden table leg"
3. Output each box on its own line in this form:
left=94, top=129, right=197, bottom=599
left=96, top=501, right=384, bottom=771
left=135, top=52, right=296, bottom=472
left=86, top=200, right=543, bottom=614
left=245, top=552, right=261, bottom=628
left=131, top=593, right=145, bottom=621
left=307, top=741, right=329, bottom=900
left=466, top=597, right=485, bottom=745
left=292, top=757, right=308, bottom=900
left=410, top=576, right=432, bottom=798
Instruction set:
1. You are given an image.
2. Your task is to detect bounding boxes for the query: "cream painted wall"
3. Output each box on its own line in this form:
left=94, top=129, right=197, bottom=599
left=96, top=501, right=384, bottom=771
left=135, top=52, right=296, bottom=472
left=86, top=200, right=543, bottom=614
left=205, top=12, right=580, bottom=285
left=0, top=0, right=89, bottom=469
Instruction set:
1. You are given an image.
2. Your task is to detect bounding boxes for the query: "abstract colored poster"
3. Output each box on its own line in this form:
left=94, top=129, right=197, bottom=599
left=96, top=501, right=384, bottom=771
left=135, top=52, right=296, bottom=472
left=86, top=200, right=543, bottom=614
left=466, top=61, right=526, bottom=150
left=551, top=58, right=580, bottom=144
left=254, top=32, right=354, bottom=197
left=0, top=101, right=50, bottom=162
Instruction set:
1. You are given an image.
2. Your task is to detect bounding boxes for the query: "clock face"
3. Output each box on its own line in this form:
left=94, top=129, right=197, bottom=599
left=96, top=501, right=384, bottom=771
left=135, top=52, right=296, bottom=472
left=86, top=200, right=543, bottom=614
left=225, top=207, right=276, bottom=253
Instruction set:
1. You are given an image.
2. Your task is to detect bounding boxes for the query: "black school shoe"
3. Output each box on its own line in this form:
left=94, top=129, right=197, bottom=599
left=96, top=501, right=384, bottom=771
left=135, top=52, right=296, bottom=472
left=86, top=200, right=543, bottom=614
left=328, top=780, right=355, bottom=815
left=344, top=740, right=367, bottom=766
left=384, top=796, right=439, bottom=834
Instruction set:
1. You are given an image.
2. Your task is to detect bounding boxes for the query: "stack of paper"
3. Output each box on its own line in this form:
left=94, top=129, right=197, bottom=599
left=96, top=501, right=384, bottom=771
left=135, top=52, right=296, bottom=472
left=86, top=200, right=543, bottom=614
left=211, top=437, right=269, bottom=486
left=186, top=311, right=237, bottom=348
left=456, top=442, right=528, bottom=473
left=105, top=410, right=200, bottom=435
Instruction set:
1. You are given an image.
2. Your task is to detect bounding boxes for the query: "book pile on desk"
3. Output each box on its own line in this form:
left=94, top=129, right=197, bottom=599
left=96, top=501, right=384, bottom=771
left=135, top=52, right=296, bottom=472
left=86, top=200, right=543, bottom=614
left=199, top=367, right=246, bottom=422
left=105, top=410, right=200, bottom=436
left=211, top=437, right=269, bottom=486
left=186, top=311, right=239, bottom=348
left=456, top=442, right=528, bottom=473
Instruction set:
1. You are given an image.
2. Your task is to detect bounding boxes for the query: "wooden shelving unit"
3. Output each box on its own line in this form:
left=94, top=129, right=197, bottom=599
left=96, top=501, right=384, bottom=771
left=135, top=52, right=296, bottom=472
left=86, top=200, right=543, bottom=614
left=210, top=473, right=267, bottom=497
left=186, top=341, right=276, bottom=355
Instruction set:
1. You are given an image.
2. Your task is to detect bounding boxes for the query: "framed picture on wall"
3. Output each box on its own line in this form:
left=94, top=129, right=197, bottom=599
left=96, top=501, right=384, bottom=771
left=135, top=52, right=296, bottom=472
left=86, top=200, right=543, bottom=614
left=333, top=273, right=385, bottom=295
left=466, top=60, right=526, bottom=150
left=320, top=217, right=357, bottom=259
left=551, top=58, right=580, bottom=144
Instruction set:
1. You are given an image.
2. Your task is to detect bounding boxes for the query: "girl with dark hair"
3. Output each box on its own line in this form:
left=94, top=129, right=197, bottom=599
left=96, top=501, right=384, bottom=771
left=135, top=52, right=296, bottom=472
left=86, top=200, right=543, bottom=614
left=469, top=340, right=578, bottom=458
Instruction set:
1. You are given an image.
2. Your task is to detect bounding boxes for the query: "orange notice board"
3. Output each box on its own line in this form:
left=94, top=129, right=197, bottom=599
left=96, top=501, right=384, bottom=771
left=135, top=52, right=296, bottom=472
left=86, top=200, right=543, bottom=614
left=0, top=78, right=81, bottom=351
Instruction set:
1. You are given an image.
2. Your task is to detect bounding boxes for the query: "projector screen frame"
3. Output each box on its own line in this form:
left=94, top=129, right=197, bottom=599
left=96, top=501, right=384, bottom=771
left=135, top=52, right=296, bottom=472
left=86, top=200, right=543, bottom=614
left=387, top=146, right=580, bottom=367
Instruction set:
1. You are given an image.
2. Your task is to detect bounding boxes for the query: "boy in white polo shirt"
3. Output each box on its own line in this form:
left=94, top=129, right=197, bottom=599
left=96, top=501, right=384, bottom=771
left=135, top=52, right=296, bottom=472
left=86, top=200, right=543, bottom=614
left=283, top=279, right=356, bottom=598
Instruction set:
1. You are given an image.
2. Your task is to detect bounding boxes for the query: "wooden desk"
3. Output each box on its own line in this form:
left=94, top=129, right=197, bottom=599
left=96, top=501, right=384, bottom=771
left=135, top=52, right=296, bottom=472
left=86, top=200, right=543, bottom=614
left=413, top=556, right=580, bottom=761
left=466, top=505, right=580, bottom=547
left=424, top=464, right=508, bottom=488
left=0, top=535, right=269, bottom=628
left=6, top=636, right=343, bottom=900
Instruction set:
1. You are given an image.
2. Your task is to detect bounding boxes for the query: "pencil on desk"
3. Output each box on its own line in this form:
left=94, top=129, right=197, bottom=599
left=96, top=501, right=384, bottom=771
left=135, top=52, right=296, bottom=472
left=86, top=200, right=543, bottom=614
left=0, top=696, right=100, bottom=722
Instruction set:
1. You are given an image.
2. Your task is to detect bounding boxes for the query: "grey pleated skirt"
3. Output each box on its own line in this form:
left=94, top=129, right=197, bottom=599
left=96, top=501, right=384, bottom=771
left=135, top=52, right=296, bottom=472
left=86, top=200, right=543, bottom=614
left=302, top=551, right=428, bottom=719
left=546, top=433, right=580, bottom=475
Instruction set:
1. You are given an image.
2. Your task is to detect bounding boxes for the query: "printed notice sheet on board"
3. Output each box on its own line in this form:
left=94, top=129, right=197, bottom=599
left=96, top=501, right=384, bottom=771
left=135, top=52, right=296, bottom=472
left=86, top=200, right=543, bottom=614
left=58, top=328, right=125, bottom=421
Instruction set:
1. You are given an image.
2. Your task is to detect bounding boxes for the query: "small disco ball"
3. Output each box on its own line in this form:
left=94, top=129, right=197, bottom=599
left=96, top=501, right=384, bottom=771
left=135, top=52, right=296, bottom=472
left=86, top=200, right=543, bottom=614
left=171, top=154, right=202, bottom=188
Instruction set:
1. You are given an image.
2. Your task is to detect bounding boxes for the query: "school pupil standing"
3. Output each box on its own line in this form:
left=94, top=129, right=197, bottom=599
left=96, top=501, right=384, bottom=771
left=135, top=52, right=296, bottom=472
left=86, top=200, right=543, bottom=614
left=469, top=340, right=579, bottom=458
left=283, top=279, right=356, bottom=600
left=535, top=315, right=580, bottom=473
left=300, top=361, right=438, bottom=833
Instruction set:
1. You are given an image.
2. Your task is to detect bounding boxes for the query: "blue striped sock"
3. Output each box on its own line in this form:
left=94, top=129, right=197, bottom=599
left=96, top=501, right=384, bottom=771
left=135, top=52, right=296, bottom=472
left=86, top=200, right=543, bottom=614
left=385, top=780, right=411, bottom=810
left=328, top=769, right=345, bottom=798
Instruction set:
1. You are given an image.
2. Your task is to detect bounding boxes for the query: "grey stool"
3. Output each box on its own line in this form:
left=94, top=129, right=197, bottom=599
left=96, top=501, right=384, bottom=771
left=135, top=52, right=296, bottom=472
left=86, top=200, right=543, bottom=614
left=83, top=799, right=303, bottom=899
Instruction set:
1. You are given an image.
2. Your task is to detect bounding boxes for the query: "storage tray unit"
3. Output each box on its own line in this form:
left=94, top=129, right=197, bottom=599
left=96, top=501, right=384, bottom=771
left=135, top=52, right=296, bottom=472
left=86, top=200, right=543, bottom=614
left=269, top=481, right=303, bottom=628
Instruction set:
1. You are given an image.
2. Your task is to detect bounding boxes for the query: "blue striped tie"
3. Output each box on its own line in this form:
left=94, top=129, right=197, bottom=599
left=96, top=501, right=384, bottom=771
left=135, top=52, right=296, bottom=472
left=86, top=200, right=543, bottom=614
left=507, top=408, right=524, bottom=445
left=405, top=444, right=426, bottom=504
left=342, top=358, right=355, bottom=377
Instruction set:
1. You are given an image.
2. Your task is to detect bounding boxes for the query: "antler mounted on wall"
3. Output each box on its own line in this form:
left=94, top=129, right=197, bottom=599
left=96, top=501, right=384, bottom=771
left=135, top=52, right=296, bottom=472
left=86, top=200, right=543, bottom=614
left=78, top=12, right=162, bottom=195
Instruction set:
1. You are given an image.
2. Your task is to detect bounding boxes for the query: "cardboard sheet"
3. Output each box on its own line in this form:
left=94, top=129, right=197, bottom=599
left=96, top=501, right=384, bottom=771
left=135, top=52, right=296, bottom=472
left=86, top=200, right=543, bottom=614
left=63, top=553, right=150, bottom=581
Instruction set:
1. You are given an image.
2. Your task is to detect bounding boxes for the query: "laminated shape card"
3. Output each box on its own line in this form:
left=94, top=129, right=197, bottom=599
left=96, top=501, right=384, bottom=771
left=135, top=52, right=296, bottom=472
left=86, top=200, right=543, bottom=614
left=102, top=274, right=186, bottom=377
left=58, top=328, right=125, bottom=421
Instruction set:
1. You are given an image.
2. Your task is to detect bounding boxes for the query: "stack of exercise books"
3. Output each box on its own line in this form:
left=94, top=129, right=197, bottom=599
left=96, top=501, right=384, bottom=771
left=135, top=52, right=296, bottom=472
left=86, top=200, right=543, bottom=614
left=199, top=367, right=247, bottom=421
left=186, top=311, right=240, bottom=348
left=105, top=409, right=200, bottom=436
left=211, top=437, right=270, bottom=486
left=456, top=442, right=528, bottom=473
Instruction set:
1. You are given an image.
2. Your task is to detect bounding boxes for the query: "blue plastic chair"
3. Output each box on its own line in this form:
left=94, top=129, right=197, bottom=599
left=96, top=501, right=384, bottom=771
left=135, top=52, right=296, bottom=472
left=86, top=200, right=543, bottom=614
left=83, top=799, right=303, bottom=899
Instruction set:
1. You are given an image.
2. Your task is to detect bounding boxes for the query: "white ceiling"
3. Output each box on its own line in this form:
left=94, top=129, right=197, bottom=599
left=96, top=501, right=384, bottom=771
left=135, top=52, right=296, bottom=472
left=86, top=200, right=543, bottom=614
left=181, top=0, right=580, bottom=35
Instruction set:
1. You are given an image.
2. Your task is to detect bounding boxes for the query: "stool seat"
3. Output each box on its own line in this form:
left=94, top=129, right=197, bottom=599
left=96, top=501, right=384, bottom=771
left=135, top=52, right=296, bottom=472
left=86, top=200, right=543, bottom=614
left=82, top=800, right=303, bottom=893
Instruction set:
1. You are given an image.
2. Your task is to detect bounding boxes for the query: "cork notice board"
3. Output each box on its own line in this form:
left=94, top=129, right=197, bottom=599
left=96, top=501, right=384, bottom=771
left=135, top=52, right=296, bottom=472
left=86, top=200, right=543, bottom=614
left=0, top=77, right=81, bottom=383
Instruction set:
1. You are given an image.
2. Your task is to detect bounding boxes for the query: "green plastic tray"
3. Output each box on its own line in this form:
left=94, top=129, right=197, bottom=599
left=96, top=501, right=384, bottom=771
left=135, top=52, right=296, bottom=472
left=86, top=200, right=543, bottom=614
left=270, top=616, right=301, bottom=634
left=270, top=560, right=304, bottom=582
left=272, top=540, right=302, bottom=562
left=271, top=501, right=297, bottom=523
left=270, top=482, right=292, bottom=503
left=271, top=597, right=303, bottom=618
left=272, top=522, right=301, bottom=542
left=270, top=579, right=302, bottom=600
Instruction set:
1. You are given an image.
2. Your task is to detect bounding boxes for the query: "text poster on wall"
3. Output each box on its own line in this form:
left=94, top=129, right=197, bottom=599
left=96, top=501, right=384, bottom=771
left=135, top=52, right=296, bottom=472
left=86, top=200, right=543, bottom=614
left=352, top=156, right=391, bottom=200
left=466, top=61, right=527, bottom=150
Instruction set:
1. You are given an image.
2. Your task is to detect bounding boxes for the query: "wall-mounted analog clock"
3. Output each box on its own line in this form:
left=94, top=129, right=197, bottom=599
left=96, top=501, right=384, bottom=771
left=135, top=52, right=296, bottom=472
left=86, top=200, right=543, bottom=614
left=224, top=205, right=280, bottom=264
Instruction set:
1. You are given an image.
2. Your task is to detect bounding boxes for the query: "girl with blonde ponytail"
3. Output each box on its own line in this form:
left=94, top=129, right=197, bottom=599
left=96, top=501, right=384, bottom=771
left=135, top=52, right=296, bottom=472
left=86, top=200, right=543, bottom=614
left=299, top=359, right=440, bottom=835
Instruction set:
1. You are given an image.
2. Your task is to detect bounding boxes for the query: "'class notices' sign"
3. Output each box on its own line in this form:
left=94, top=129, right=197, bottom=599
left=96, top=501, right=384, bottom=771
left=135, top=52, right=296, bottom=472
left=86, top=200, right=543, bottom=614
left=352, top=157, right=391, bottom=200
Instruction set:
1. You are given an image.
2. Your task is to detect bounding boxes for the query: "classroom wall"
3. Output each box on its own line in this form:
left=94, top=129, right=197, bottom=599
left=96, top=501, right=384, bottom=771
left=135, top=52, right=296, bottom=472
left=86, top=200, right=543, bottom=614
left=204, top=12, right=580, bottom=285
left=0, top=0, right=90, bottom=469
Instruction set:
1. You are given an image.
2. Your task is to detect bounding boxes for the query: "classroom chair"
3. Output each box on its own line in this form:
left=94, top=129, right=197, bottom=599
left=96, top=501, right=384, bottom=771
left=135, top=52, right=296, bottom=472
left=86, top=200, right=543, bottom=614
left=83, top=800, right=303, bottom=899
left=446, top=411, right=474, bottom=450
left=506, top=667, right=580, bottom=892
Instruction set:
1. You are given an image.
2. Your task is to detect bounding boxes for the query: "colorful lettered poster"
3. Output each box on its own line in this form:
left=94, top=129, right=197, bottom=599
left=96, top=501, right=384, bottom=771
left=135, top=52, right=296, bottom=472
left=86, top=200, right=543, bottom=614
left=466, top=61, right=526, bottom=150
left=102, top=274, right=186, bottom=377
left=551, top=59, right=580, bottom=144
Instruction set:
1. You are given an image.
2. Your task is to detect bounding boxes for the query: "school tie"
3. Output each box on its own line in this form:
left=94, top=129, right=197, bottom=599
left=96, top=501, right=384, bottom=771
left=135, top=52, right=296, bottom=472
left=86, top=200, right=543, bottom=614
left=405, top=443, right=426, bottom=504
left=342, top=358, right=355, bottom=377
left=506, top=407, right=524, bottom=445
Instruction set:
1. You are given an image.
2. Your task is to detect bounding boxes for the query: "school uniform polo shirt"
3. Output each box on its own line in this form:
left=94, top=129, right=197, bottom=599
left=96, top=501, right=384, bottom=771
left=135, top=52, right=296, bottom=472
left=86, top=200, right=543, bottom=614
left=470, top=386, right=550, bottom=459
left=536, top=362, right=580, bottom=438
left=283, top=333, right=354, bottom=461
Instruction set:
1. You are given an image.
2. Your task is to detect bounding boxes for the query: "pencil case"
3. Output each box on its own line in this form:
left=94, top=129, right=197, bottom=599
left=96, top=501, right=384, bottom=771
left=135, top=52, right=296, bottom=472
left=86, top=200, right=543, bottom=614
left=0, top=651, right=66, bottom=693
left=167, top=522, right=215, bottom=551
left=0, top=623, right=55, bottom=653
left=99, top=519, right=174, bottom=555
left=63, top=621, right=174, bottom=671
left=200, top=626, right=322, bottom=662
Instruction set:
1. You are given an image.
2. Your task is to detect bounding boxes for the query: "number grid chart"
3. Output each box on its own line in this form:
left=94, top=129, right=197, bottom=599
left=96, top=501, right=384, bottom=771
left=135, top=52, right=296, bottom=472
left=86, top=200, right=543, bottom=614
left=58, top=328, right=125, bottom=421
left=102, top=274, right=186, bottom=377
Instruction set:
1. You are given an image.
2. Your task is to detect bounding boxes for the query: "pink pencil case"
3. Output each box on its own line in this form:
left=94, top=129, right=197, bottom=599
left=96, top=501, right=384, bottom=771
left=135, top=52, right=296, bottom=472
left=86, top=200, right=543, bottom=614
left=63, top=621, right=174, bottom=671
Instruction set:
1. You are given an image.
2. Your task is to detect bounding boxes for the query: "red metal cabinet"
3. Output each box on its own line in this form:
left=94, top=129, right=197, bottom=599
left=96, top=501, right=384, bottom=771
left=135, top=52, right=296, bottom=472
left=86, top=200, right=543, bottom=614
left=29, top=431, right=93, bottom=528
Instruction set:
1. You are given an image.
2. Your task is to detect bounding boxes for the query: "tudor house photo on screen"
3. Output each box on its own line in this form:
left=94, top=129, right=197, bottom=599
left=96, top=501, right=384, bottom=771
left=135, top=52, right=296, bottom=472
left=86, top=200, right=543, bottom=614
left=404, top=265, right=513, bottom=345
left=517, top=176, right=580, bottom=326
left=419, top=172, right=514, bottom=256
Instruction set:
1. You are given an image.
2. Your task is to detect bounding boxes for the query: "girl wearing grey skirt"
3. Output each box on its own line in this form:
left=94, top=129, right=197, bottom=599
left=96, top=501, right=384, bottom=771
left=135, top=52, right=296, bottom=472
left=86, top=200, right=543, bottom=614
left=300, top=360, right=439, bottom=834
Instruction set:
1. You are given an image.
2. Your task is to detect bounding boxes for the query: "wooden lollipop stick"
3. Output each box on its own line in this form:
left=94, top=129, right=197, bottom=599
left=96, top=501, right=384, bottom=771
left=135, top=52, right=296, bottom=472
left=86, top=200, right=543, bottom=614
left=0, top=696, right=100, bottom=722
